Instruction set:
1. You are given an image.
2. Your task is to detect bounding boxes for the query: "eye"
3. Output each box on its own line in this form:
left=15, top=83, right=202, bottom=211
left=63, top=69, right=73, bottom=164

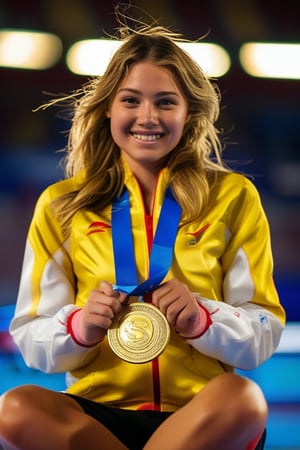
left=121, top=97, right=139, bottom=106
left=158, top=98, right=176, bottom=108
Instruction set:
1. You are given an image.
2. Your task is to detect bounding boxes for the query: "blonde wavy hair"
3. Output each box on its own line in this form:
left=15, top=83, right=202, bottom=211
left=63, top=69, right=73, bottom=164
left=47, top=18, right=230, bottom=235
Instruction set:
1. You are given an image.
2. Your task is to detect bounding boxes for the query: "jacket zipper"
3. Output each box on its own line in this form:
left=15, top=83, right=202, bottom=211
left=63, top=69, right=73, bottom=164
left=145, top=212, right=161, bottom=411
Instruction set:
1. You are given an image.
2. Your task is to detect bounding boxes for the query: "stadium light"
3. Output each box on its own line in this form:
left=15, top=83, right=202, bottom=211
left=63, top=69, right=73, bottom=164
left=239, top=42, right=300, bottom=80
left=0, top=29, right=63, bottom=70
left=66, top=39, right=231, bottom=77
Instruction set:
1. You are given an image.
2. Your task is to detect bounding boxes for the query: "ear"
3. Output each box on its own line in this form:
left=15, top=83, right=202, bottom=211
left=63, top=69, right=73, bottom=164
left=106, top=109, right=111, bottom=118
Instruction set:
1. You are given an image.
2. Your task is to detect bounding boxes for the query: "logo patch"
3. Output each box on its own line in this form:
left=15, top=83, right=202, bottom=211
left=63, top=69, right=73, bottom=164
left=87, top=221, right=111, bottom=236
left=185, top=224, right=210, bottom=246
left=259, top=313, right=269, bottom=329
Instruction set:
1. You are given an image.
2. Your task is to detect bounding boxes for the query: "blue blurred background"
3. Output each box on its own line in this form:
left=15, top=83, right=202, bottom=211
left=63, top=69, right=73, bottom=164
left=1, top=1, right=299, bottom=449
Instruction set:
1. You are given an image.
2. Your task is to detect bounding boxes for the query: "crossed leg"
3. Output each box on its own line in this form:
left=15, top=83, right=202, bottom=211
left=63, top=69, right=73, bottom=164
left=0, top=385, right=127, bottom=450
left=0, top=373, right=267, bottom=450
left=144, top=373, right=267, bottom=450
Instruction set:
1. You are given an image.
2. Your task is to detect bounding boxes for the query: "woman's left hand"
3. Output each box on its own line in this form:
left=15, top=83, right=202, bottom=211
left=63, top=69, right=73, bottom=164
left=152, top=278, right=207, bottom=337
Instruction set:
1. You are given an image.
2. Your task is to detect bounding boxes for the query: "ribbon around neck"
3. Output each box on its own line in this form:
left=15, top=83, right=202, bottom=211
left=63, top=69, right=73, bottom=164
left=111, top=186, right=181, bottom=296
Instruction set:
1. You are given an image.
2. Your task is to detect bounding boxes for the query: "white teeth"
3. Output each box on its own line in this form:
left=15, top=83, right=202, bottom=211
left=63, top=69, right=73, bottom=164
left=132, top=133, right=161, bottom=141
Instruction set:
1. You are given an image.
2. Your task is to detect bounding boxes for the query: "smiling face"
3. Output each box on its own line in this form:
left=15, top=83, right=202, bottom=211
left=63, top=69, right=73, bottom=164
left=107, top=61, right=189, bottom=177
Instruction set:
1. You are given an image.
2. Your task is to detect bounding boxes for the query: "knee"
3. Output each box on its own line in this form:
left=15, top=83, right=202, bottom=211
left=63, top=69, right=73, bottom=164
left=0, top=385, right=39, bottom=441
left=214, top=373, right=268, bottom=429
left=193, top=373, right=268, bottom=429
left=186, top=373, right=267, bottom=449
left=230, top=373, right=267, bottom=422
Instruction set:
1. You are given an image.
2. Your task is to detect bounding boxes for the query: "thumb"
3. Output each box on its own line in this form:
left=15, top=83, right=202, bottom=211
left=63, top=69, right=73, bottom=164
left=99, top=281, right=118, bottom=297
left=99, top=281, right=128, bottom=304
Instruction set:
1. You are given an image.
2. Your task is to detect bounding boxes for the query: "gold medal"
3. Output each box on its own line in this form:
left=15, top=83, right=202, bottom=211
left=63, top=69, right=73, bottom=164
left=107, top=302, right=170, bottom=364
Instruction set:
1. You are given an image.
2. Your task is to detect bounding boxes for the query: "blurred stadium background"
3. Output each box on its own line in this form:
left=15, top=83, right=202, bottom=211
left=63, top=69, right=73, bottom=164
left=0, top=1, right=299, bottom=448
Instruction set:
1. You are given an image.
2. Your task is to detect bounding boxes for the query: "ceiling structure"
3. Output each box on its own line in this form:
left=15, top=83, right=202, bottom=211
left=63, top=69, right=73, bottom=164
left=1, top=0, right=299, bottom=150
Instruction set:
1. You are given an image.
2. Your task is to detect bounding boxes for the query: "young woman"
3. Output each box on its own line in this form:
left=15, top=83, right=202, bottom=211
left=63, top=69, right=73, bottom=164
left=0, top=18, right=285, bottom=450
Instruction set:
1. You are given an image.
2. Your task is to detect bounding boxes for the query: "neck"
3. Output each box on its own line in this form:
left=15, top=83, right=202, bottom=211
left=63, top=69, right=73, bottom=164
left=121, top=157, right=164, bottom=214
left=136, top=171, right=158, bottom=215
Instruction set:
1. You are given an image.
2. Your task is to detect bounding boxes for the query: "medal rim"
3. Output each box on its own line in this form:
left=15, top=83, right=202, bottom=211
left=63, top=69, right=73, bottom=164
left=107, top=302, right=170, bottom=364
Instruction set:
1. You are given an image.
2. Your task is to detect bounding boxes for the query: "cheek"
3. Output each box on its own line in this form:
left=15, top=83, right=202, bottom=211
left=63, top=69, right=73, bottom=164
left=109, top=116, right=130, bottom=147
left=173, top=114, right=188, bottom=136
left=110, top=108, right=130, bottom=128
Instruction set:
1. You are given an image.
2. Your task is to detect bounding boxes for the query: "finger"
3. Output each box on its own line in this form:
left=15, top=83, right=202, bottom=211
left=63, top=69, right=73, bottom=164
left=164, top=298, right=186, bottom=326
left=100, top=281, right=130, bottom=306
left=99, top=282, right=127, bottom=305
left=174, top=303, right=202, bottom=334
left=152, top=282, right=173, bottom=307
left=99, top=281, right=116, bottom=296
left=86, top=291, right=122, bottom=317
left=118, top=292, right=129, bottom=305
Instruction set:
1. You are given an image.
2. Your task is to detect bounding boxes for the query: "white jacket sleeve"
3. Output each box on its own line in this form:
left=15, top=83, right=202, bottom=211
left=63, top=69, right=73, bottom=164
left=187, top=178, right=285, bottom=370
left=189, top=297, right=284, bottom=370
left=9, top=214, right=100, bottom=374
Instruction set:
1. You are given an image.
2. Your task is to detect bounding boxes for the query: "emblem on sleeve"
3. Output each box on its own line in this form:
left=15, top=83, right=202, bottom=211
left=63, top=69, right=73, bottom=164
left=185, top=224, right=210, bottom=246
left=87, top=221, right=111, bottom=236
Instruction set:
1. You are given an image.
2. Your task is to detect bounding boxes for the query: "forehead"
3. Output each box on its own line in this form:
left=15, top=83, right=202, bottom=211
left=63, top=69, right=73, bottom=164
left=118, top=61, right=183, bottom=94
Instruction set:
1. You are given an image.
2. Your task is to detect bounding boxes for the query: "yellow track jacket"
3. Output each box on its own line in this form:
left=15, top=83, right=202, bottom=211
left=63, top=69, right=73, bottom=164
left=10, top=165, right=285, bottom=412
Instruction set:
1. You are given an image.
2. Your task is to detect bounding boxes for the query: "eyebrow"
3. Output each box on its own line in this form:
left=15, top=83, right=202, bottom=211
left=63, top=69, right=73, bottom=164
left=117, top=88, right=180, bottom=97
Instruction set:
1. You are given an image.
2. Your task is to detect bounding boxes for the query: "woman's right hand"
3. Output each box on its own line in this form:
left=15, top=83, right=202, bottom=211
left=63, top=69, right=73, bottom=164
left=75, top=281, right=128, bottom=345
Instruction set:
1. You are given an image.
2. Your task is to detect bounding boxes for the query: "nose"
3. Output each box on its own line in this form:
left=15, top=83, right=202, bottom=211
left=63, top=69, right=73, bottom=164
left=137, top=102, right=159, bottom=127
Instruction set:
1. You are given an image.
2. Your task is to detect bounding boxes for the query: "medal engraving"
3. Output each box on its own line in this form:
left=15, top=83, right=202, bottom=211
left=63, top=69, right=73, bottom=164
left=107, top=302, right=170, bottom=363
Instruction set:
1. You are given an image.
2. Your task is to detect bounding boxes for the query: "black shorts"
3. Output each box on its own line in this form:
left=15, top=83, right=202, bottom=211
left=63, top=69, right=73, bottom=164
left=64, top=393, right=172, bottom=449
left=64, top=393, right=266, bottom=450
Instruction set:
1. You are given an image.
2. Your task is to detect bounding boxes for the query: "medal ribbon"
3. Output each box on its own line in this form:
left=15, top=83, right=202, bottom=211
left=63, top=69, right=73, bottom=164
left=112, top=187, right=181, bottom=296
